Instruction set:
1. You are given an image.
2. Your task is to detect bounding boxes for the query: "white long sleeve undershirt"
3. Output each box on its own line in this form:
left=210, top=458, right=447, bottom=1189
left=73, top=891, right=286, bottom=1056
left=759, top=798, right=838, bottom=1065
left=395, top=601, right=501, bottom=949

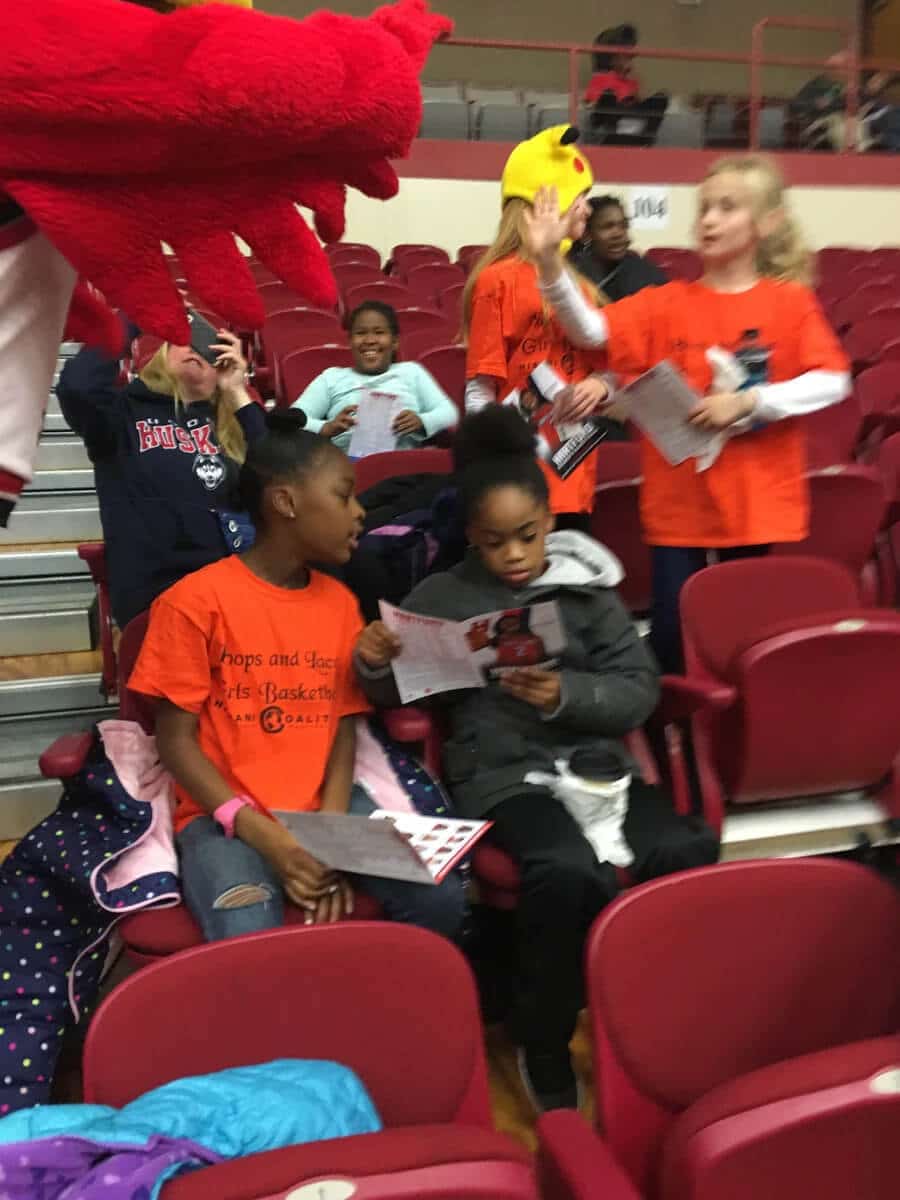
left=539, top=268, right=851, bottom=427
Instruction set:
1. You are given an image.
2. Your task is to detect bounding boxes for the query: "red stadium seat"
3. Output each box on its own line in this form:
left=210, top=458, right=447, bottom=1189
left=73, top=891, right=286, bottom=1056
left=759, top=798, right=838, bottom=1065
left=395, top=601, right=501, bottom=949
left=39, top=612, right=381, bottom=966
left=84, top=924, right=535, bottom=1200
left=537, top=858, right=900, bottom=1200
left=457, top=244, right=489, bottom=273
left=396, top=308, right=457, bottom=357
left=332, top=263, right=387, bottom=298
left=853, top=361, right=900, bottom=454
left=354, top=448, right=452, bottom=495
left=439, top=280, right=465, bottom=321
left=801, top=395, right=861, bottom=469
left=280, top=343, right=355, bottom=407
left=875, top=433, right=900, bottom=604
left=419, top=345, right=466, bottom=416
left=391, top=243, right=451, bottom=269
left=325, top=243, right=382, bottom=269
left=404, top=262, right=466, bottom=306
left=831, top=284, right=900, bottom=332
left=344, top=280, right=413, bottom=314
left=843, top=313, right=900, bottom=372
left=245, top=260, right=279, bottom=286
left=257, top=281, right=312, bottom=313
left=679, top=556, right=900, bottom=828
left=772, top=466, right=886, bottom=600
left=401, top=326, right=460, bottom=364
left=591, top=443, right=650, bottom=614
left=257, top=308, right=345, bottom=398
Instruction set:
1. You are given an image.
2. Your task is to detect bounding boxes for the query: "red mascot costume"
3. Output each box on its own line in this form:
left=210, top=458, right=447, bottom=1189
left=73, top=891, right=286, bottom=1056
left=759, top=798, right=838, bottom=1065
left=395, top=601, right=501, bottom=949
left=0, top=0, right=451, bottom=522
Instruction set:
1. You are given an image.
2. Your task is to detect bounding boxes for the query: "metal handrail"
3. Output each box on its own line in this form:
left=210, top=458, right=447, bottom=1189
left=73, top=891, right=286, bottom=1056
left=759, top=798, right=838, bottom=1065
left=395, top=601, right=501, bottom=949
left=432, top=24, right=900, bottom=150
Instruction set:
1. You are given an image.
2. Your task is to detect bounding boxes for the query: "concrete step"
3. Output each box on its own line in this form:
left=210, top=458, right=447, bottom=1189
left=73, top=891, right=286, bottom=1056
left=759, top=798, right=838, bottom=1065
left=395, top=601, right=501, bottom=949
left=0, top=546, right=89, bottom=581
left=720, top=794, right=899, bottom=860
left=46, top=392, right=62, bottom=416
left=34, top=438, right=91, bottom=471
left=0, top=673, right=109, bottom=719
left=25, top=468, right=94, bottom=493
left=0, top=709, right=106, bottom=838
left=0, top=494, right=101, bottom=544
left=43, top=410, right=71, bottom=434
left=0, top=579, right=96, bottom=655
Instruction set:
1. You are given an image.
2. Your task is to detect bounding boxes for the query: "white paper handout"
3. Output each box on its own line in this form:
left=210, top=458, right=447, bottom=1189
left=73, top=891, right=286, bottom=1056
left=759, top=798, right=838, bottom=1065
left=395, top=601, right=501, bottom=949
left=273, top=810, right=491, bottom=885
left=379, top=599, right=567, bottom=705
left=348, top=389, right=403, bottom=458
left=619, top=361, right=724, bottom=471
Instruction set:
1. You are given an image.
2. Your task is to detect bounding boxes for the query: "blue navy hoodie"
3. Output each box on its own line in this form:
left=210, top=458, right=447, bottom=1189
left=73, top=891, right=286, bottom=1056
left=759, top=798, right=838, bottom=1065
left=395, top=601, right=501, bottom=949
left=57, top=322, right=265, bottom=628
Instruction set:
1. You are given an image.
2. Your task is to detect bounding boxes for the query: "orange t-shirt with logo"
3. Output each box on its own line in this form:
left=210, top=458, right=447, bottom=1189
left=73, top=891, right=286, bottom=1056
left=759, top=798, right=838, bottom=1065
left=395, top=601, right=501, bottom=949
left=602, top=278, right=849, bottom=547
left=129, top=556, right=370, bottom=832
left=466, top=255, right=605, bottom=514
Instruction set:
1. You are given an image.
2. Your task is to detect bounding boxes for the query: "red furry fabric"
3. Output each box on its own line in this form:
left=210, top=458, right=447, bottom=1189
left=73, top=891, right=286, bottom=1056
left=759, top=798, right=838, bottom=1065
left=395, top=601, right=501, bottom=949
left=1, top=0, right=450, bottom=345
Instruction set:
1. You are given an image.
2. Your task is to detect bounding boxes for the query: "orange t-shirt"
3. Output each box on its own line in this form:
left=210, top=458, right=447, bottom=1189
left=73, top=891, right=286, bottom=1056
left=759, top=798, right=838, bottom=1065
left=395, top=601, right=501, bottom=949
left=603, top=278, right=849, bottom=547
left=129, top=556, right=370, bottom=832
left=466, top=255, right=605, bottom=515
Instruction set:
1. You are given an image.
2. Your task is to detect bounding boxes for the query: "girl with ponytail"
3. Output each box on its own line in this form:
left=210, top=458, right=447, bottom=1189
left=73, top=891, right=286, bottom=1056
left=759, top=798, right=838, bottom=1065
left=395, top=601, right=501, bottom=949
left=521, top=153, right=850, bottom=671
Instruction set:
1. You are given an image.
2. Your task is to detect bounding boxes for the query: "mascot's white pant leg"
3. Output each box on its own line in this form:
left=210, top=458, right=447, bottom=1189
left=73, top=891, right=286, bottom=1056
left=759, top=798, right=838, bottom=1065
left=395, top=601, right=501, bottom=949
left=0, top=230, right=77, bottom=526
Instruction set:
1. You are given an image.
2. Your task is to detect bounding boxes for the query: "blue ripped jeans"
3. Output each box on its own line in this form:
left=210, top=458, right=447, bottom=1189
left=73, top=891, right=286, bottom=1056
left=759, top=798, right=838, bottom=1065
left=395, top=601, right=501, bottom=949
left=177, top=786, right=466, bottom=943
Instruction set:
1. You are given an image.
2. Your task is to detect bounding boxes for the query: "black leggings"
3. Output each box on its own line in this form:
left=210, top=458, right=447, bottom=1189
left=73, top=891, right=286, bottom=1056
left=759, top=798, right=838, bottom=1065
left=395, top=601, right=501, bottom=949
left=486, top=783, right=718, bottom=1051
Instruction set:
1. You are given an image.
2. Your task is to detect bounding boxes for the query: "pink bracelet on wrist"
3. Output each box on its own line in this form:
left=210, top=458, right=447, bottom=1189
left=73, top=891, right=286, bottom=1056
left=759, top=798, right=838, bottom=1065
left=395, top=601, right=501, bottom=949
left=214, top=794, right=262, bottom=839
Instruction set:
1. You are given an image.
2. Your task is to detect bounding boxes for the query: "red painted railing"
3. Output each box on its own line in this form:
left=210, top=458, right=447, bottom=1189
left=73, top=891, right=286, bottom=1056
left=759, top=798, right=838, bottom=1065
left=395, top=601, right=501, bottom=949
left=435, top=21, right=900, bottom=151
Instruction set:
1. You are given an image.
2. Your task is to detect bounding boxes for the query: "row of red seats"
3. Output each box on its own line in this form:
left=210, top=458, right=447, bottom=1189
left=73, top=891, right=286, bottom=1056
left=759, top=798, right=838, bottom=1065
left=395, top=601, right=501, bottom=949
left=73, top=858, right=900, bottom=1200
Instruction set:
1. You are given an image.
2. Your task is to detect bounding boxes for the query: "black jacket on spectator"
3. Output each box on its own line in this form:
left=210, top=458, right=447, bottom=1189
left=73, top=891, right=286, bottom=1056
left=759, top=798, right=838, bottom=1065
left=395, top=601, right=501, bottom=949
left=568, top=247, right=667, bottom=301
left=57, top=322, right=265, bottom=628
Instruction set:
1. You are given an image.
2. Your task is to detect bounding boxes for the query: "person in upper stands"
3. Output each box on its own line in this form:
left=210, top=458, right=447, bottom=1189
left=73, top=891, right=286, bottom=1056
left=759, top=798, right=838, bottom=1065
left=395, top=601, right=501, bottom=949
left=792, top=51, right=850, bottom=149
left=57, top=317, right=265, bottom=631
left=568, top=196, right=668, bottom=300
left=464, top=125, right=614, bottom=534
left=129, top=409, right=465, bottom=943
left=521, top=154, right=851, bottom=673
left=356, top=406, right=716, bottom=1113
left=292, top=301, right=458, bottom=453
left=585, top=24, right=669, bottom=146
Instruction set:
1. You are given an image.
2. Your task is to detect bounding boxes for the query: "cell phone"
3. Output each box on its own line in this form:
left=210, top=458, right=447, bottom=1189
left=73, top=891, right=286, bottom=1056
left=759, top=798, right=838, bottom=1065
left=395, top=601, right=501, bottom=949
left=187, top=310, right=221, bottom=366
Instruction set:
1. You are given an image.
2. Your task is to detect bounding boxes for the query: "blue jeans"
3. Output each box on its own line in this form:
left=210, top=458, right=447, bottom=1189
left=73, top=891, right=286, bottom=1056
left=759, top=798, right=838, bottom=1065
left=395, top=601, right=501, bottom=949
left=650, top=544, right=771, bottom=673
left=177, top=787, right=466, bottom=943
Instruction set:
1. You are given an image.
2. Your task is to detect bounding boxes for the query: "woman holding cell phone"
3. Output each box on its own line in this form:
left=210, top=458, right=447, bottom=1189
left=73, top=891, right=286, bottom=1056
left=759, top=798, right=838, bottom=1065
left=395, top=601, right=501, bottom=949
left=57, top=312, right=265, bottom=629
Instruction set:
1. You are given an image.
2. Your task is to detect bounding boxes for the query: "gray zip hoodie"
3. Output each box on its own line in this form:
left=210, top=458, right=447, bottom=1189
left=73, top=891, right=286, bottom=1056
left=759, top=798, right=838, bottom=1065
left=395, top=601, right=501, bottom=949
left=357, top=531, right=660, bottom=819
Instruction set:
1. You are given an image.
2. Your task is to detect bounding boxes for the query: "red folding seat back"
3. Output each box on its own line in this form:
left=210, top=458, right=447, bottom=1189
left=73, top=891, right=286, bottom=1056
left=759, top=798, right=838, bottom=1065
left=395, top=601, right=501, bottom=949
left=801, top=395, right=861, bottom=469
left=280, top=344, right=355, bottom=406
left=354, top=448, right=451, bottom=495
left=772, top=466, right=886, bottom=577
left=419, top=345, right=466, bottom=416
left=397, top=309, right=457, bottom=357
left=85, top=924, right=536, bottom=1200
left=438, top=280, right=465, bottom=320
left=344, top=281, right=413, bottom=313
left=404, top=262, right=466, bottom=306
left=591, top=475, right=651, bottom=615
left=326, top=243, right=382, bottom=269
left=332, top=263, right=387, bottom=297
left=586, top=859, right=900, bottom=1195
left=844, top=314, right=900, bottom=371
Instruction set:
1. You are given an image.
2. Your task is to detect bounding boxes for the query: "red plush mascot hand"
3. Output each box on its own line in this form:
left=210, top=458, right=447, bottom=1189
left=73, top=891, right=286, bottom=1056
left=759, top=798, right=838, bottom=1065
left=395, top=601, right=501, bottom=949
left=0, top=0, right=451, bottom=344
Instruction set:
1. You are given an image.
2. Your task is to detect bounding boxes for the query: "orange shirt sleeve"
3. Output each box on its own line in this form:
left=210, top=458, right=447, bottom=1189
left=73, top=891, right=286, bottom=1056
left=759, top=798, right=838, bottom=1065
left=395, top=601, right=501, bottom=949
left=466, top=270, right=509, bottom=384
left=601, top=287, right=662, bottom=379
left=128, top=589, right=212, bottom=714
left=335, top=592, right=372, bottom=720
left=791, top=287, right=850, bottom=374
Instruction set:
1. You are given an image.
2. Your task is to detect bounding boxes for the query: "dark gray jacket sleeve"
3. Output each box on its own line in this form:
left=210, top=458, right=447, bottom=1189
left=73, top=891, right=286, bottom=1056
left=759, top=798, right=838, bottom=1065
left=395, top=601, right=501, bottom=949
left=547, top=591, right=660, bottom=736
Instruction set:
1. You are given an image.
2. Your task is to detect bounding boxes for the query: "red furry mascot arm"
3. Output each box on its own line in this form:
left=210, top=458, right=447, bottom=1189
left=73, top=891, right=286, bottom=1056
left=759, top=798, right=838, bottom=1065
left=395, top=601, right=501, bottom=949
left=0, top=0, right=450, bottom=522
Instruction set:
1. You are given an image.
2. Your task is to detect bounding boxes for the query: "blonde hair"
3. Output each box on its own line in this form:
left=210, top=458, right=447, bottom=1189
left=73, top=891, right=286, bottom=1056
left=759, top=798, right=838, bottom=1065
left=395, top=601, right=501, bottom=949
left=704, top=154, right=812, bottom=286
left=461, top=197, right=605, bottom=341
left=139, top=346, right=247, bottom=463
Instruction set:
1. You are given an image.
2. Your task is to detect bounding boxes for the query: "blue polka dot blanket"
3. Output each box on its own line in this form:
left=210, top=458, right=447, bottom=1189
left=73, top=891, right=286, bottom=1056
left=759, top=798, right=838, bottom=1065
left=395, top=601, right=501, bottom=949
left=0, top=721, right=180, bottom=1116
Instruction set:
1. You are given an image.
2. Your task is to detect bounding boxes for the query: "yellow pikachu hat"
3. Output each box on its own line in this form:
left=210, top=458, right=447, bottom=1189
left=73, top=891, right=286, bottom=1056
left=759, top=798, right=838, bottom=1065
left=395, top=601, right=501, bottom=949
left=501, top=125, right=593, bottom=215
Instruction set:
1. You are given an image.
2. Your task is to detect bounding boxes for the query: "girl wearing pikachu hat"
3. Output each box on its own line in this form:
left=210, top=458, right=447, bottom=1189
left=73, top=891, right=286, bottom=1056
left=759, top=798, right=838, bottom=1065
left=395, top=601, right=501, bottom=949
left=463, top=127, right=614, bottom=528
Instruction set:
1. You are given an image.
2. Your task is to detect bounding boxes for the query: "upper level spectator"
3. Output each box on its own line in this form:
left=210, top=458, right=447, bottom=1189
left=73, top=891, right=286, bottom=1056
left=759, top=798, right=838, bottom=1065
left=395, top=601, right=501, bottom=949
left=568, top=196, right=668, bottom=300
left=585, top=25, right=668, bottom=146
left=57, top=317, right=263, bottom=629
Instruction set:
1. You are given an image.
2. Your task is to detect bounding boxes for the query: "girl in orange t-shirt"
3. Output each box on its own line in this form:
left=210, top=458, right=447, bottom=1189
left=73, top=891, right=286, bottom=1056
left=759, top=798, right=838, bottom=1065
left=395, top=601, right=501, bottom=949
left=130, top=409, right=464, bottom=942
left=464, top=126, right=617, bottom=528
left=524, top=154, right=851, bottom=670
